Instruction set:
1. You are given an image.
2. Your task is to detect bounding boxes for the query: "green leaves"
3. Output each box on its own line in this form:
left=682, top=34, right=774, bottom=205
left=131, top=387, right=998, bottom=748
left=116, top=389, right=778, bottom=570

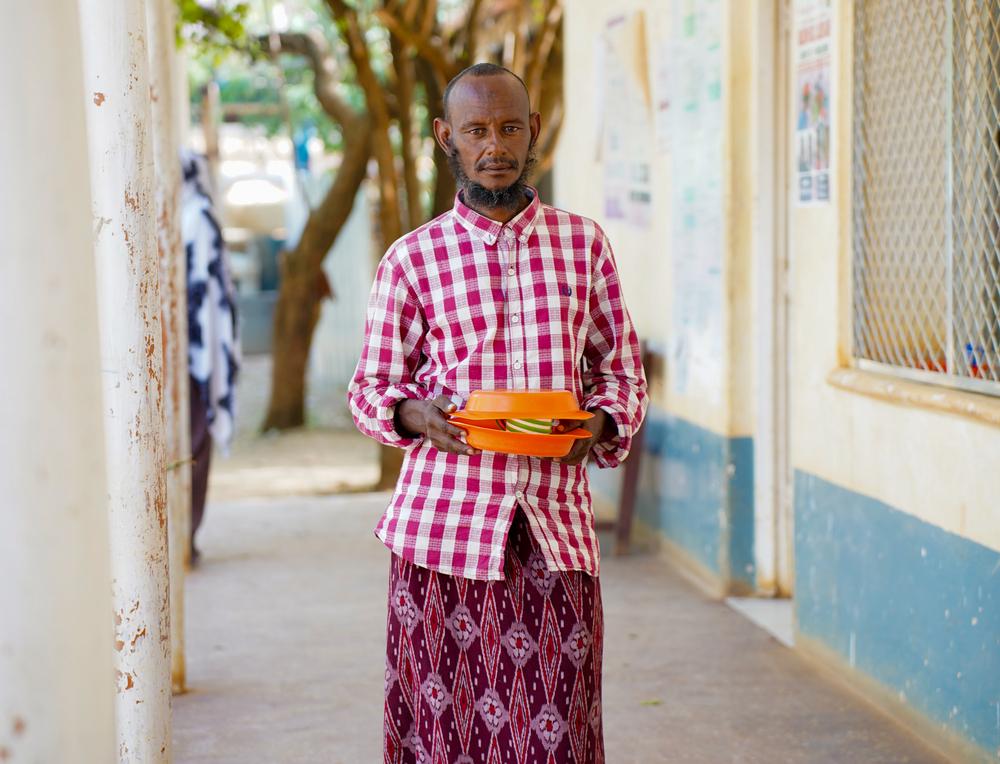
left=175, top=0, right=256, bottom=61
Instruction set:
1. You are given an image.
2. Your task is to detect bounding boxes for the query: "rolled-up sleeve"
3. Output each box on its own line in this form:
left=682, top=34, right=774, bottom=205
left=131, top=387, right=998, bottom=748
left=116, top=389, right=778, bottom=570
left=581, top=226, right=648, bottom=469
left=348, top=248, right=429, bottom=448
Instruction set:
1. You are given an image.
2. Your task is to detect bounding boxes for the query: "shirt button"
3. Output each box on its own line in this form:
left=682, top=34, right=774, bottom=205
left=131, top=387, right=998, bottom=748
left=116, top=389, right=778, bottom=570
left=507, top=266, right=516, bottom=276
left=513, top=359, right=522, bottom=369
left=515, top=490, right=524, bottom=500
left=511, top=314, right=520, bottom=323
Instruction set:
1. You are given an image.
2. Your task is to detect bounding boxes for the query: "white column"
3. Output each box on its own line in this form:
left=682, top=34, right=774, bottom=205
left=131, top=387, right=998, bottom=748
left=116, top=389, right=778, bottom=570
left=78, top=1, right=173, bottom=760
left=173, top=40, right=192, bottom=149
left=147, top=0, right=192, bottom=695
left=0, top=4, right=116, bottom=761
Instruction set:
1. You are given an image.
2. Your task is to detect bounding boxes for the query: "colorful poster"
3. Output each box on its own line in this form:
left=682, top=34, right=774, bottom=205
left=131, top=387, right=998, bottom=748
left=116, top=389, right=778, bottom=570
left=600, top=12, right=653, bottom=227
left=668, top=0, right=724, bottom=402
left=795, top=0, right=833, bottom=205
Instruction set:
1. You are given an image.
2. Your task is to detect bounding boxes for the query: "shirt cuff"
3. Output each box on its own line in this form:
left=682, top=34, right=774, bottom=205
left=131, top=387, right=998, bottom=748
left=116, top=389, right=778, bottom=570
left=376, top=384, right=432, bottom=449
left=581, top=395, right=632, bottom=469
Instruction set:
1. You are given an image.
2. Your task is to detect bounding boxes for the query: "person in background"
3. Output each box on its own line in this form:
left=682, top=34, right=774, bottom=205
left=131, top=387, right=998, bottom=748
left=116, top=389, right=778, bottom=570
left=181, top=150, right=240, bottom=564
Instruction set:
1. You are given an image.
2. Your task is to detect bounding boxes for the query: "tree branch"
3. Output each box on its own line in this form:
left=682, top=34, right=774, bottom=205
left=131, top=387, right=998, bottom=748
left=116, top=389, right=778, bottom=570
left=416, top=56, right=455, bottom=216
left=258, top=31, right=361, bottom=130
left=325, top=0, right=404, bottom=247
left=524, top=0, right=563, bottom=109
left=401, top=0, right=421, bottom=26
left=419, top=0, right=438, bottom=39
left=460, top=0, right=484, bottom=67
left=374, top=7, right=456, bottom=88
left=389, top=33, right=424, bottom=228
left=534, top=98, right=563, bottom=176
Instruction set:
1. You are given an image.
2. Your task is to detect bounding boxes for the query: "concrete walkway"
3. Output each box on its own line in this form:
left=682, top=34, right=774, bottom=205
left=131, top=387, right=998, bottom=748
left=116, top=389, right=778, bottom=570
left=174, top=493, right=948, bottom=763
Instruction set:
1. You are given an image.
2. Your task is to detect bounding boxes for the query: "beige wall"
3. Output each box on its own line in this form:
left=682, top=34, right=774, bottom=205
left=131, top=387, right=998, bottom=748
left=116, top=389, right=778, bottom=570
left=557, top=0, right=1000, bottom=553
left=555, top=0, right=755, bottom=438
left=787, top=0, right=1000, bottom=552
left=554, top=0, right=672, bottom=347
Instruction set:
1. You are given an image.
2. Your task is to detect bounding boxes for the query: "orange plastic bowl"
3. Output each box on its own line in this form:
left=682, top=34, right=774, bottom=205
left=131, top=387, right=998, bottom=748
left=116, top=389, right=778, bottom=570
left=452, top=390, right=594, bottom=422
left=451, top=418, right=591, bottom=457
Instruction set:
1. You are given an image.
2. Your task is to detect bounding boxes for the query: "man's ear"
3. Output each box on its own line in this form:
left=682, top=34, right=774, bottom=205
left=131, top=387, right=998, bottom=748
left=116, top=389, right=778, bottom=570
left=433, top=117, right=452, bottom=154
left=528, top=111, right=542, bottom=149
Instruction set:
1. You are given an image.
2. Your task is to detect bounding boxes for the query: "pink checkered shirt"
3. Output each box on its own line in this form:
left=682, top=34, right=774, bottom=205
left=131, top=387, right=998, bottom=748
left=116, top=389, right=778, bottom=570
left=348, top=189, right=647, bottom=581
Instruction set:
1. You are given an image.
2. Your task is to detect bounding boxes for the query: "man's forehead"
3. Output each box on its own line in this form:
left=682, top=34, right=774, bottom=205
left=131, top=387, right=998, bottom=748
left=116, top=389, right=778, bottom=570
left=448, top=74, right=530, bottom=122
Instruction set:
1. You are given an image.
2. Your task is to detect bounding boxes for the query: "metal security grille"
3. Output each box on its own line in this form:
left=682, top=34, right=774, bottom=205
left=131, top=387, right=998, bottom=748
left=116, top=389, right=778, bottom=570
left=853, top=0, right=1000, bottom=394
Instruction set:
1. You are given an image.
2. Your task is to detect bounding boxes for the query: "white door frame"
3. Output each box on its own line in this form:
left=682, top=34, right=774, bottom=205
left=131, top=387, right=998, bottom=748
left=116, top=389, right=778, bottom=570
left=752, top=0, right=794, bottom=597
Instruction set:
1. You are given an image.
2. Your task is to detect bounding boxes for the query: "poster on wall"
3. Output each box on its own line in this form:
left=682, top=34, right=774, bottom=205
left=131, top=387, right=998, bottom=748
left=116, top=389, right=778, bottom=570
left=600, top=12, right=653, bottom=227
left=794, top=0, right=833, bottom=205
left=668, top=0, right=725, bottom=403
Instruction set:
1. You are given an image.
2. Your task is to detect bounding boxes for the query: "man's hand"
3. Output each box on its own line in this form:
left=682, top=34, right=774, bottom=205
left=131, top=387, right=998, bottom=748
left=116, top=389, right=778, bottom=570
left=396, top=395, right=478, bottom=456
left=551, top=409, right=611, bottom=466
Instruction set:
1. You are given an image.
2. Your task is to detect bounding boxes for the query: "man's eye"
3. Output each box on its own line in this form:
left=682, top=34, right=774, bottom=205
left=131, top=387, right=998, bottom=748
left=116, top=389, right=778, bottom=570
left=504, top=126, right=521, bottom=134
left=469, top=128, right=486, bottom=136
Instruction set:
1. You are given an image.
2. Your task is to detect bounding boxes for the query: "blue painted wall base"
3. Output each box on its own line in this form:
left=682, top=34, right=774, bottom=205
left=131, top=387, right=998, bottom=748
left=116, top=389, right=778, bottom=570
left=590, top=407, right=756, bottom=592
left=795, top=471, right=1000, bottom=757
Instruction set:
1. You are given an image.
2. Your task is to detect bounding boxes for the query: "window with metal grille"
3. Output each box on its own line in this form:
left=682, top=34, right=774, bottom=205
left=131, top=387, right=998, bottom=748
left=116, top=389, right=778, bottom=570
left=852, top=0, right=999, bottom=396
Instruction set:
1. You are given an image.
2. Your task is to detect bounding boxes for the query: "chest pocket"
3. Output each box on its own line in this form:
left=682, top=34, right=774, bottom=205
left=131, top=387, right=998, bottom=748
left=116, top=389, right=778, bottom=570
left=527, top=258, right=589, bottom=340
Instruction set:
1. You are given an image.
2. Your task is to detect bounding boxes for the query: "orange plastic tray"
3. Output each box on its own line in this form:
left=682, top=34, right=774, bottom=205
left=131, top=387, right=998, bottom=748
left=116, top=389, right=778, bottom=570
left=452, top=390, right=594, bottom=422
left=451, top=418, right=591, bottom=457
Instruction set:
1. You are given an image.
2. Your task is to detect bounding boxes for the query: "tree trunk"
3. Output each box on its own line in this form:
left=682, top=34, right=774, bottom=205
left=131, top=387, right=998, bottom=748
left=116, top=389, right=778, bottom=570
left=1, top=3, right=116, bottom=759
left=431, top=142, right=457, bottom=217
left=418, top=59, right=456, bottom=217
left=79, top=0, right=172, bottom=758
left=263, top=120, right=372, bottom=431
left=390, top=36, right=424, bottom=228
left=328, top=0, right=404, bottom=248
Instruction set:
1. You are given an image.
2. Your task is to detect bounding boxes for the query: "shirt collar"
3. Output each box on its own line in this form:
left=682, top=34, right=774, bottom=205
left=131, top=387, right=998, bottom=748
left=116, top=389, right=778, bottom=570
left=452, top=186, right=541, bottom=245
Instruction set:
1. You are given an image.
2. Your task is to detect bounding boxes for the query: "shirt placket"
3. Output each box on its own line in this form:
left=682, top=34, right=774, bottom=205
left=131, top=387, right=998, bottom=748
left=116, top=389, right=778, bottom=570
left=499, top=226, right=532, bottom=522
left=501, top=227, right=528, bottom=390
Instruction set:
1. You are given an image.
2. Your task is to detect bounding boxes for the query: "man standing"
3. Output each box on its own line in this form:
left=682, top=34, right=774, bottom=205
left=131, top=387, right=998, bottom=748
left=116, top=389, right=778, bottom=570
left=349, top=63, right=646, bottom=764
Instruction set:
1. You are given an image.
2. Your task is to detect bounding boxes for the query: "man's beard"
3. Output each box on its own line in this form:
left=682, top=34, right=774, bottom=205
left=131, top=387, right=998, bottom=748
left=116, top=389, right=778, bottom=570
left=446, top=141, right=537, bottom=211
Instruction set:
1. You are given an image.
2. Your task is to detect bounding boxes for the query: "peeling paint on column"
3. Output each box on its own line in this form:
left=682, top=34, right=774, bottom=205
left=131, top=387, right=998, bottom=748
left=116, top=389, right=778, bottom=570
left=145, top=0, right=192, bottom=697
left=79, top=0, right=172, bottom=759
left=94, top=91, right=106, bottom=105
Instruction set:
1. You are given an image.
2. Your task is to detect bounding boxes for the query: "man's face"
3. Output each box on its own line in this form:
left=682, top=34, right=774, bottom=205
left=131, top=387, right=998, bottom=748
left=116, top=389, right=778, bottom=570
left=434, top=74, right=541, bottom=209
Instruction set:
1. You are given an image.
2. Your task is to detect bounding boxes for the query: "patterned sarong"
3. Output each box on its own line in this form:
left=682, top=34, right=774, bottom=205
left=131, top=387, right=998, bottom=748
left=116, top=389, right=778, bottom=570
left=384, top=510, right=605, bottom=764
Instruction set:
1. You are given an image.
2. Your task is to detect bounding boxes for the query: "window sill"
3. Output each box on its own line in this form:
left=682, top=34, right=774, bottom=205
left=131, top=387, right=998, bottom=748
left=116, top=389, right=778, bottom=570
left=827, top=367, right=1000, bottom=428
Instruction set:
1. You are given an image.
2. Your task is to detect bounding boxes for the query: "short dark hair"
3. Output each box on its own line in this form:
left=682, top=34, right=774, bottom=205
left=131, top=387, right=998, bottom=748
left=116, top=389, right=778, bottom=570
left=442, top=63, right=530, bottom=120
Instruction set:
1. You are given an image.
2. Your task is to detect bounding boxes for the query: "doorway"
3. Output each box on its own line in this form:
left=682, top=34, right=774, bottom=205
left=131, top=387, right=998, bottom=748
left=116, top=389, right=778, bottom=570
left=751, top=0, right=795, bottom=602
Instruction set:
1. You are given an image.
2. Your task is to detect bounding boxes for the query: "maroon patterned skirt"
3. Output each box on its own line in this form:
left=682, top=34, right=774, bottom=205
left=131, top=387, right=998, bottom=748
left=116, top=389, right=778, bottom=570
left=384, top=510, right=605, bottom=764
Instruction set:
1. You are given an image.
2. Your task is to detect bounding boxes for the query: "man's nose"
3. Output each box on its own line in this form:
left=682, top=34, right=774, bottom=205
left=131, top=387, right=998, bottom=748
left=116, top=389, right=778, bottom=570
left=483, top=127, right=508, bottom=155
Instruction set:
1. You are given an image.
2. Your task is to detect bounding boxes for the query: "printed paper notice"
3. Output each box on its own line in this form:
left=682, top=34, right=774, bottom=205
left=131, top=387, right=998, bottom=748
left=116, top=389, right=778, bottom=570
left=600, top=12, right=653, bottom=228
left=795, top=0, right=833, bottom=205
left=668, top=0, right=724, bottom=403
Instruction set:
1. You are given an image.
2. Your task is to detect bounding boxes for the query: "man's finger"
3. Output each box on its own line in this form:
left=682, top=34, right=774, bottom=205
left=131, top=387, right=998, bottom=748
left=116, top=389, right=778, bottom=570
left=560, top=439, right=591, bottom=465
left=432, top=396, right=457, bottom=414
left=434, top=420, right=469, bottom=441
left=430, top=423, right=478, bottom=456
left=445, top=440, right=475, bottom=455
left=445, top=423, right=469, bottom=440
